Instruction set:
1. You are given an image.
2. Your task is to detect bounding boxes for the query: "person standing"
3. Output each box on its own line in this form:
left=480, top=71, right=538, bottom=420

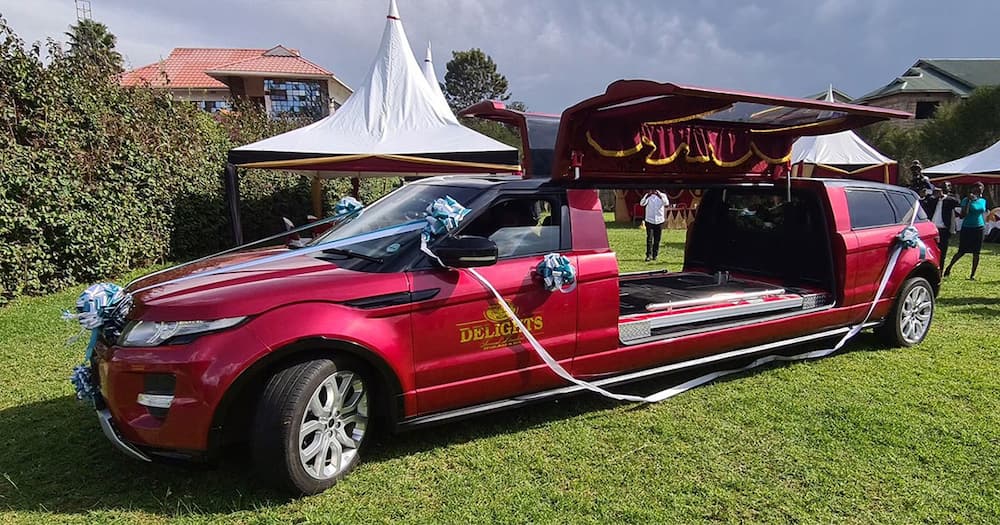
left=640, top=189, right=668, bottom=262
left=925, top=183, right=961, bottom=266
left=920, top=186, right=939, bottom=216
left=944, top=182, right=988, bottom=280
left=909, top=160, right=935, bottom=195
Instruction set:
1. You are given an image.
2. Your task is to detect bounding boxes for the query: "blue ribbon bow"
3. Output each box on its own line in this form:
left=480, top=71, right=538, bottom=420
left=422, top=196, right=470, bottom=241
left=62, top=282, right=128, bottom=402
left=537, top=253, right=577, bottom=293
left=420, top=196, right=471, bottom=266
left=896, top=225, right=927, bottom=260
left=334, top=196, right=364, bottom=216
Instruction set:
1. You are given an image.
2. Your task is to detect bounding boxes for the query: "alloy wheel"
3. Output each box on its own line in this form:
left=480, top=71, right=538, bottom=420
left=899, top=284, right=933, bottom=344
left=298, top=370, right=368, bottom=480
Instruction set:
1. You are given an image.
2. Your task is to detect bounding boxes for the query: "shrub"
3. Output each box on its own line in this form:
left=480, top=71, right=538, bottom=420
left=0, top=19, right=391, bottom=305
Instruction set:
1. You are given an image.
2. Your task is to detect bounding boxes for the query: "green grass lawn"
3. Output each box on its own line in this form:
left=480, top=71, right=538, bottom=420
left=3, top=224, right=1000, bottom=523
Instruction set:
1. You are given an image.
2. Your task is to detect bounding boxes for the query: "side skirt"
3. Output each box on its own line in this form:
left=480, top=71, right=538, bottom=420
left=396, top=322, right=880, bottom=430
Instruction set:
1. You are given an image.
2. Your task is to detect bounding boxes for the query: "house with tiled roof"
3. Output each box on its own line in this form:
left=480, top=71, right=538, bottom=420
left=121, top=46, right=352, bottom=118
left=855, top=58, right=1000, bottom=127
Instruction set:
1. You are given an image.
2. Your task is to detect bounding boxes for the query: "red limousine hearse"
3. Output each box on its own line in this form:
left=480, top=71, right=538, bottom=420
left=93, top=81, right=939, bottom=494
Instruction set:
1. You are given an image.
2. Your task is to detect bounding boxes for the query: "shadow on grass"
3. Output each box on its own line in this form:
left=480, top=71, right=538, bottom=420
left=937, top=297, right=1000, bottom=306
left=937, top=296, right=1000, bottom=319
left=0, top=334, right=889, bottom=518
left=0, top=392, right=621, bottom=517
left=0, top=396, right=292, bottom=516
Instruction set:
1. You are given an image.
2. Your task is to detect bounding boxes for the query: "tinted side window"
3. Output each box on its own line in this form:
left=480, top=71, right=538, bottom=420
left=460, top=198, right=561, bottom=258
left=887, top=191, right=928, bottom=224
left=846, top=190, right=896, bottom=229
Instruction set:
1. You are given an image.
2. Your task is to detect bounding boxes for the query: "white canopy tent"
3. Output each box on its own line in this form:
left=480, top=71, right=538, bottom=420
left=422, top=42, right=451, bottom=114
left=924, top=139, right=1000, bottom=184
left=229, top=0, right=518, bottom=173
left=790, top=87, right=897, bottom=183
left=792, top=131, right=894, bottom=166
left=229, top=0, right=517, bottom=174
left=223, top=0, right=520, bottom=243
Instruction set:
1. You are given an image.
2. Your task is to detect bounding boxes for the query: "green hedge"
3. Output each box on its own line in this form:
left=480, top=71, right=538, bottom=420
left=0, top=20, right=390, bottom=305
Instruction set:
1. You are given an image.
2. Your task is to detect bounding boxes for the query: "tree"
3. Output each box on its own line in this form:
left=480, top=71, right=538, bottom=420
left=857, top=123, right=929, bottom=186
left=918, top=86, right=1000, bottom=164
left=444, top=48, right=510, bottom=112
left=861, top=86, right=1000, bottom=187
left=442, top=48, right=527, bottom=148
left=65, top=19, right=123, bottom=73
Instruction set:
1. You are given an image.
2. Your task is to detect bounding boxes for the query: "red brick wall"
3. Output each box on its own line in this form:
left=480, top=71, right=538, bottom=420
left=862, top=93, right=960, bottom=128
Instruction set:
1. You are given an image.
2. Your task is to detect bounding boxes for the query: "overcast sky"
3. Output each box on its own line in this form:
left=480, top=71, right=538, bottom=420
left=2, top=0, right=998, bottom=113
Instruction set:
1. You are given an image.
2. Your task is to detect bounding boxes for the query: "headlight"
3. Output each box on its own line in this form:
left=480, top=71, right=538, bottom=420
left=118, top=317, right=246, bottom=347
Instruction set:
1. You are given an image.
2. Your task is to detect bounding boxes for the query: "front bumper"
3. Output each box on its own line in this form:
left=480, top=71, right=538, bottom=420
left=96, top=407, right=152, bottom=462
left=93, top=322, right=265, bottom=454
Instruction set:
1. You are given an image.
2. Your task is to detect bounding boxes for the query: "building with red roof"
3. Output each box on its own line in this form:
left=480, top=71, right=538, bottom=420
left=121, top=45, right=352, bottom=118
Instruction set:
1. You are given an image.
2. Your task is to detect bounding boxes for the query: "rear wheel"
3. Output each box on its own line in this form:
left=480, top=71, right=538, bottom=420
left=877, top=277, right=934, bottom=347
left=253, top=357, right=371, bottom=495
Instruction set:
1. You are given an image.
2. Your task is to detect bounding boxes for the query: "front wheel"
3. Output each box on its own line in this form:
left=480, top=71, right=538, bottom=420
left=876, top=277, right=935, bottom=347
left=253, top=357, right=371, bottom=495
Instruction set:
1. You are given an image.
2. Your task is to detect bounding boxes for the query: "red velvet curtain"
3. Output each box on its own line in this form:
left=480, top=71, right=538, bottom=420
left=586, top=122, right=796, bottom=174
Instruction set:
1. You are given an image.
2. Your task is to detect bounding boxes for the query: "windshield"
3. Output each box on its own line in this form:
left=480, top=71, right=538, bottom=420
left=309, top=183, right=482, bottom=269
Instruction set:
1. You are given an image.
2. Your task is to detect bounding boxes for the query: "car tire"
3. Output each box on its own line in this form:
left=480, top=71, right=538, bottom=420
left=252, top=357, right=371, bottom=495
left=876, top=276, right=934, bottom=347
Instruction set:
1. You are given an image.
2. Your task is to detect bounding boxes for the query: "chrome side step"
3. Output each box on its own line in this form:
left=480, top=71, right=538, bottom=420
left=621, top=296, right=804, bottom=341
left=398, top=323, right=877, bottom=430
left=619, top=304, right=834, bottom=346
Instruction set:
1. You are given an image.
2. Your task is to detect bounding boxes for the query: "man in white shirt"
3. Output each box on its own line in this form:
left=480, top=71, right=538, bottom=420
left=640, top=190, right=669, bottom=262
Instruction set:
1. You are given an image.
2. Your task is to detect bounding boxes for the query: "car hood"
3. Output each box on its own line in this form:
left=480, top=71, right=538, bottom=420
left=127, top=248, right=410, bottom=321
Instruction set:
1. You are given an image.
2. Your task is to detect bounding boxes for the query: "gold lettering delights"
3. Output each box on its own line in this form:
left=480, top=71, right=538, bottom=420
left=458, top=302, right=545, bottom=350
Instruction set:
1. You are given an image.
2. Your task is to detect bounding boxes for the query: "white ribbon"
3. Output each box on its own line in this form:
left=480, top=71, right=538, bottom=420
left=126, top=200, right=366, bottom=290
left=462, top=200, right=920, bottom=404
left=467, top=268, right=651, bottom=402
left=132, top=221, right=425, bottom=294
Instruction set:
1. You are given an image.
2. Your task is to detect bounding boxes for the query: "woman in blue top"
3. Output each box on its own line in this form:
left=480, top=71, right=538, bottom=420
left=944, top=182, right=988, bottom=280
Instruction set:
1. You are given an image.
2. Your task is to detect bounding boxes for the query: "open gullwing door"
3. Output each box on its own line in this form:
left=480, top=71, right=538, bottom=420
left=549, top=80, right=910, bottom=183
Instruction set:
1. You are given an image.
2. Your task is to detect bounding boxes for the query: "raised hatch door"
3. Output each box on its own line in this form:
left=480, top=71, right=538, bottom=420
left=549, top=80, right=911, bottom=184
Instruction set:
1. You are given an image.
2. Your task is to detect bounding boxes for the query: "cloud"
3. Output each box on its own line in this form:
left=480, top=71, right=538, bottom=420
left=0, top=0, right=996, bottom=112
left=817, top=0, right=860, bottom=19
left=1, top=0, right=76, bottom=49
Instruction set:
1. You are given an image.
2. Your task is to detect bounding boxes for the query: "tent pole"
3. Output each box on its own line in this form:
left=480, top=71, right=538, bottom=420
left=311, top=176, right=323, bottom=218
left=351, top=177, right=361, bottom=199
left=786, top=169, right=792, bottom=202
left=223, top=163, right=243, bottom=246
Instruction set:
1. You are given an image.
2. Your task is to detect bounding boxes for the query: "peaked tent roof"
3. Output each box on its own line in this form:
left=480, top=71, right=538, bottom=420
left=925, top=139, right=1000, bottom=177
left=804, top=85, right=853, bottom=104
left=791, top=131, right=895, bottom=166
left=792, top=87, right=894, bottom=166
left=228, top=0, right=519, bottom=174
left=422, top=42, right=451, bottom=114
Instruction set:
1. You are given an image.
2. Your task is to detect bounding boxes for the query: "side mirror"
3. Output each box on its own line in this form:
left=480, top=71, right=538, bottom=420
left=433, top=235, right=498, bottom=268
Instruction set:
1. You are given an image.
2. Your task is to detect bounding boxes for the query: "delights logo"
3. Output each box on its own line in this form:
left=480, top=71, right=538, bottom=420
left=458, top=302, right=544, bottom=350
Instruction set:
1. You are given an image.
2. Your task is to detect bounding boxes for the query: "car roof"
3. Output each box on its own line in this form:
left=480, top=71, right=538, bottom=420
left=414, top=175, right=555, bottom=191
left=814, top=178, right=918, bottom=194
